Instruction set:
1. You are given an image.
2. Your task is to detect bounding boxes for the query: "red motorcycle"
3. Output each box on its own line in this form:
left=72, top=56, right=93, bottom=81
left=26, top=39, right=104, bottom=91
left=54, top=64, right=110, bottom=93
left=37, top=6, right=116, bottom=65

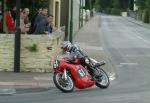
left=53, top=43, right=110, bottom=93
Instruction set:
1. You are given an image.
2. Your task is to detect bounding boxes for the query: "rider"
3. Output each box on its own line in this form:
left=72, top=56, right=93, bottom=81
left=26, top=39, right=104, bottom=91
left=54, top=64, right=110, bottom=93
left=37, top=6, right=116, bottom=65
left=61, top=41, right=72, bottom=53
left=61, top=41, right=79, bottom=61
left=61, top=41, right=101, bottom=77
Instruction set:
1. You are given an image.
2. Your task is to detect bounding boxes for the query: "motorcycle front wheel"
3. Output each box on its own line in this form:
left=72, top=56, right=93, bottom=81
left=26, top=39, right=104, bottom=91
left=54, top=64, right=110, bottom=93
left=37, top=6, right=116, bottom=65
left=95, top=68, right=110, bottom=89
left=53, top=72, right=74, bottom=93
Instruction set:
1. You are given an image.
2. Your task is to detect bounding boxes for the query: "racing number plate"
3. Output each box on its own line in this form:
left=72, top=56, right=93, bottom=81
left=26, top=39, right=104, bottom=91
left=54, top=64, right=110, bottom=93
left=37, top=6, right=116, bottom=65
left=76, top=65, right=86, bottom=78
left=53, top=60, right=59, bottom=69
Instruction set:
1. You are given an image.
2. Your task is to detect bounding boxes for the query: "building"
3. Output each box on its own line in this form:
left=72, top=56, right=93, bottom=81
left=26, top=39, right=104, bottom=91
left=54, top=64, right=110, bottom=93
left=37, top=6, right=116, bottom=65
left=133, top=0, right=138, bottom=11
left=1, top=0, right=85, bottom=40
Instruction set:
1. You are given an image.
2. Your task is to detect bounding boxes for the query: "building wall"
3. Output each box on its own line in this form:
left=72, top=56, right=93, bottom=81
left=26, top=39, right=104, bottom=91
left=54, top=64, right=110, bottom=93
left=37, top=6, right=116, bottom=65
left=60, top=0, right=80, bottom=40
left=134, top=0, right=138, bottom=11
left=60, top=0, right=68, bottom=27
left=73, top=0, right=80, bottom=33
left=60, top=0, right=69, bottom=40
left=0, top=31, right=64, bottom=72
left=49, top=0, right=61, bottom=28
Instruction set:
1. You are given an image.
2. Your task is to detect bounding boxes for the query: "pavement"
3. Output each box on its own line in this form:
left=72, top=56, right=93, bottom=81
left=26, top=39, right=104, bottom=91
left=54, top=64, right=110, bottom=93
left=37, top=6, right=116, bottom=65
left=0, top=72, right=54, bottom=95
left=74, top=15, right=116, bottom=81
left=123, top=16, right=150, bottom=29
left=1, top=15, right=148, bottom=95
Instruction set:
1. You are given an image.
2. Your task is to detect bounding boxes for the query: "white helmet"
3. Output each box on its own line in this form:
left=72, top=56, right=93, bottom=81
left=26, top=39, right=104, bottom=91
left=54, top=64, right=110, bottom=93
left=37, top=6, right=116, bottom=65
left=61, top=41, right=72, bottom=52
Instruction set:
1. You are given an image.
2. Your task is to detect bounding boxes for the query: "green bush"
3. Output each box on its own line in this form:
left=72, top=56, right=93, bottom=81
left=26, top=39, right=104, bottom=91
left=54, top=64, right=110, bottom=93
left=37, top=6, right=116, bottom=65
left=25, top=44, right=38, bottom=52
left=105, top=8, right=111, bottom=14
left=111, top=8, right=121, bottom=15
left=142, top=8, right=149, bottom=23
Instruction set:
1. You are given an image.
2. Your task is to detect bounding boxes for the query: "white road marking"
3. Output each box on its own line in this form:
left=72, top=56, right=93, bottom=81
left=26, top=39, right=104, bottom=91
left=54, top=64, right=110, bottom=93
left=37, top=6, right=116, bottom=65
left=136, top=35, right=150, bottom=44
left=118, top=62, right=138, bottom=68
left=120, top=63, right=138, bottom=65
left=132, top=33, right=150, bottom=44
left=126, top=54, right=150, bottom=57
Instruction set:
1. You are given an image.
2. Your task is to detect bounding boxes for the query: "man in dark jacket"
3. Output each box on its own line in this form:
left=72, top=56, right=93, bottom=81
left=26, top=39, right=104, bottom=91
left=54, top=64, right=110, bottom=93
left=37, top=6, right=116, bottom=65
left=29, top=7, right=42, bottom=34
left=33, top=7, right=48, bottom=34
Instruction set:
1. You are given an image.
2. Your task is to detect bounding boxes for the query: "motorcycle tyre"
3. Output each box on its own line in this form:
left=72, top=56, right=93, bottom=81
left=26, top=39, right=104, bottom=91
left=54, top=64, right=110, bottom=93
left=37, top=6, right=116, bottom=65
left=53, top=72, right=74, bottom=93
left=95, top=68, right=110, bottom=89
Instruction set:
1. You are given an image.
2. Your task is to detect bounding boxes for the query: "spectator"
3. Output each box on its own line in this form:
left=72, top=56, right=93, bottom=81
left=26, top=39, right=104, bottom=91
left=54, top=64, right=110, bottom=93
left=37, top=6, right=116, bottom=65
left=10, top=5, right=16, bottom=23
left=45, top=14, right=57, bottom=34
left=20, top=8, right=30, bottom=34
left=5, top=9, right=16, bottom=34
left=23, top=8, right=30, bottom=25
left=29, top=7, right=42, bottom=34
left=33, top=7, right=48, bottom=34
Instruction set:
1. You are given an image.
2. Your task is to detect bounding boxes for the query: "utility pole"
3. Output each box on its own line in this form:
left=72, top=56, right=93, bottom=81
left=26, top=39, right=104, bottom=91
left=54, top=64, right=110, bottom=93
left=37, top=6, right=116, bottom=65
left=69, top=0, right=73, bottom=43
left=65, top=0, right=70, bottom=41
left=79, top=0, right=81, bottom=29
left=14, top=0, right=21, bottom=72
left=128, top=0, right=131, bottom=10
left=81, top=0, right=83, bottom=27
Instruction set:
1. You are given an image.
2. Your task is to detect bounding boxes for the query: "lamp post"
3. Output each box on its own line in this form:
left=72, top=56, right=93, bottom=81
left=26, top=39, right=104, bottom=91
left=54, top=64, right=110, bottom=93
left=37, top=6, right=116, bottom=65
left=14, top=0, right=21, bottom=72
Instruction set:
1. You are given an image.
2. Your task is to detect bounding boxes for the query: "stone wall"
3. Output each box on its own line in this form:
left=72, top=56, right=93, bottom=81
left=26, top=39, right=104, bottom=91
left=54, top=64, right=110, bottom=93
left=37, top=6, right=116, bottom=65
left=0, top=31, right=64, bottom=72
left=0, top=35, right=14, bottom=71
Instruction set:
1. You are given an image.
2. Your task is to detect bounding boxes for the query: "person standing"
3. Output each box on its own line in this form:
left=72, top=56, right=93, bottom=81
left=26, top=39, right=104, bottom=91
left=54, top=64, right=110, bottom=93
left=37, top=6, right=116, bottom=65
left=29, top=7, right=42, bottom=34
left=23, top=8, right=30, bottom=25
left=20, top=8, right=30, bottom=34
left=5, top=9, right=16, bottom=34
left=33, top=7, right=48, bottom=34
left=45, top=14, right=57, bottom=34
left=10, top=5, right=16, bottom=23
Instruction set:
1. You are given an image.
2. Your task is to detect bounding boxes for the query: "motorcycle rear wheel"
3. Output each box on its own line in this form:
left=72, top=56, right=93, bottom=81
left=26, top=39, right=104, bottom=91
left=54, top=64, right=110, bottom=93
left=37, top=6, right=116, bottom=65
left=95, top=68, right=110, bottom=89
left=53, top=72, right=74, bottom=93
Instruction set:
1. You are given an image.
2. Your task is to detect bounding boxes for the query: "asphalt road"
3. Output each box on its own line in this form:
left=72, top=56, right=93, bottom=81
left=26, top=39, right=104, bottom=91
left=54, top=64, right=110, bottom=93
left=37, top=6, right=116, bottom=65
left=1, top=15, right=150, bottom=103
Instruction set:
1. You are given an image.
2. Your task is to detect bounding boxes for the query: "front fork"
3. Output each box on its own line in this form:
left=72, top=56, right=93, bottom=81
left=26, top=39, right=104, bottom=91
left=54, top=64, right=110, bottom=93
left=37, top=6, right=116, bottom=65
left=62, top=69, right=68, bottom=80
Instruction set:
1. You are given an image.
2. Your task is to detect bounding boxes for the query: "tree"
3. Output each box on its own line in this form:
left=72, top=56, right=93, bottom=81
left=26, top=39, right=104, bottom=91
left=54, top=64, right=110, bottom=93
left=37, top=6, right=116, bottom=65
left=136, top=0, right=150, bottom=23
left=84, top=0, right=92, bottom=10
left=145, top=0, right=150, bottom=9
left=95, top=0, right=111, bottom=10
left=119, top=0, right=128, bottom=11
left=112, top=0, right=120, bottom=9
left=136, top=0, right=146, bottom=10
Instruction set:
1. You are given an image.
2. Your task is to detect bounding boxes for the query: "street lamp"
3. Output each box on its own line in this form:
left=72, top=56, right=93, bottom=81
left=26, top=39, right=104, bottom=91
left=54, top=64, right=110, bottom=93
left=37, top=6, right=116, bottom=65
left=14, top=0, right=21, bottom=72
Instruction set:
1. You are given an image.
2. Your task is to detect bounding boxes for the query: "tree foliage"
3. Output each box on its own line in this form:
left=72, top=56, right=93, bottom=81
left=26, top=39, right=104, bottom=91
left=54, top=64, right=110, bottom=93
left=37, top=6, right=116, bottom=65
left=136, top=0, right=150, bottom=9
left=136, top=0, right=146, bottom=10
left=95, top=0, right=123, bottom=11
left=96, top=0, right=111, bottom=10
left=6, top=0, right=49, bottom=10
left=136, top=0, right=150, bottom=23
left=112, top=0, right=120, bottom=9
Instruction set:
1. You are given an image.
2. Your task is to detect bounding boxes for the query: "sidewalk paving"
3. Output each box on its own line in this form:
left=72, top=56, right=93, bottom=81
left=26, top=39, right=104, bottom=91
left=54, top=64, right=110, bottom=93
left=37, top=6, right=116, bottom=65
left=123, top=16, right=150, bottom=28
left=74, top=15, right=116, bottom=81
left=0, top=72, right=54, bottom=95
left=0, top=15, right=117, bottom=94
